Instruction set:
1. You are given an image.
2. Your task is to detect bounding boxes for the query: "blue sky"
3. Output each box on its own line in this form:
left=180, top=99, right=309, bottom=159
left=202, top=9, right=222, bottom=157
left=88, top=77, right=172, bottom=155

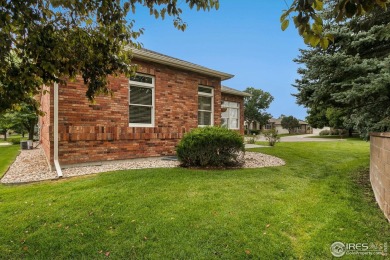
left=130, top=1, right=307, bottom=120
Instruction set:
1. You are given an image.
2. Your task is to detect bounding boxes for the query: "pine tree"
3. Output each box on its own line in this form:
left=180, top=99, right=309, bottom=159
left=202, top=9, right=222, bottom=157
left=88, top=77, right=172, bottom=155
left=293, top=7, right=390, bottom=137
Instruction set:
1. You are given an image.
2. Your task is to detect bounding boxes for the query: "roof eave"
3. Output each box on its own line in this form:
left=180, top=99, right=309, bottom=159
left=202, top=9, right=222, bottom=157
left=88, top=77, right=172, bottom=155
left=131, top=48, right=234, bottom=81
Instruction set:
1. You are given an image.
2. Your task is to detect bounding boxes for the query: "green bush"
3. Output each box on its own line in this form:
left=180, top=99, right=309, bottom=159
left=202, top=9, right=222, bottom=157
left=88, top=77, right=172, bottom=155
left=319, top=130, right=330, bottom=136
left=9, top=138, right=21, bottom=145
left=176, top=126, right=245, bottom=167
left=263, top=129, right=280, bottom=146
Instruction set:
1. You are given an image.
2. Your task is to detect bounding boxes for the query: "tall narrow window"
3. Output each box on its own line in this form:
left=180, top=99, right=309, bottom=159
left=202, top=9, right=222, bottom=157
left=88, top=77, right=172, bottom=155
left=129, top=74, right=155, bottom=127
left=198, top=86, right=214, bottom=126
left=221, top=101, right=239, bottom=130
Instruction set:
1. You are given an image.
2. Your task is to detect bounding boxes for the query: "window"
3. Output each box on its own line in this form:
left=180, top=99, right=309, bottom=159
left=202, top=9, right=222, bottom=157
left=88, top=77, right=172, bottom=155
left=198, top=86, right=214, bottom=126
left=265, top=124, right=272, bottom=130
left=129, top=74, right=154, bottom=127
left=221, top=101, right=239, bottom=130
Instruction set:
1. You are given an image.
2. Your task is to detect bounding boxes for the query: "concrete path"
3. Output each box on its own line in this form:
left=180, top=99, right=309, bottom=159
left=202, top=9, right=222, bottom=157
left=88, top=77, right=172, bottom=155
left=245, top=144, right=269, bottom=149
left=0, top=142, right=11, bottom=146
left=254, top=134, right=346, bottom=143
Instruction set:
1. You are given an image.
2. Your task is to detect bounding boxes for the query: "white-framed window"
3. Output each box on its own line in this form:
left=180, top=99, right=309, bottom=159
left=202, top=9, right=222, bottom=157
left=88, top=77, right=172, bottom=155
left=129, top=74, right=155, bottom=127
left=221, top=101, right=239, bottom=130
left=198, top=86, right=214, bottom=126
left=265, top=124, right=272, bottom=130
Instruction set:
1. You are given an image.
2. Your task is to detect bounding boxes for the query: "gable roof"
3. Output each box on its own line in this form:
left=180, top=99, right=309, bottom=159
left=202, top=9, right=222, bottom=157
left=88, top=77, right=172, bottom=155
left=131, top=48, right=234, bottom=81
left=221, top=86, right=251, bottom=97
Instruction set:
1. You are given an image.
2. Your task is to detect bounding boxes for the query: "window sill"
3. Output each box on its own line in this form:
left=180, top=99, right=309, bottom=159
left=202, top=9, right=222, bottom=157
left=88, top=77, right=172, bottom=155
left=129, top=124, right=155, bottom=128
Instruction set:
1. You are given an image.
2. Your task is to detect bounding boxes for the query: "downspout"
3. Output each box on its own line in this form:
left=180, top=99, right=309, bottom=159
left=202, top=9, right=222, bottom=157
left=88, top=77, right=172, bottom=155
left=54, top=82, right=63, bottom=177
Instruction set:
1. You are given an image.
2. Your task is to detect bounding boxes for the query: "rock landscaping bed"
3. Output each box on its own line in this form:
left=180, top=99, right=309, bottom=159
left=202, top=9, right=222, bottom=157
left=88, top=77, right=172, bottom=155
left=1, top=145, right=285, bottom=184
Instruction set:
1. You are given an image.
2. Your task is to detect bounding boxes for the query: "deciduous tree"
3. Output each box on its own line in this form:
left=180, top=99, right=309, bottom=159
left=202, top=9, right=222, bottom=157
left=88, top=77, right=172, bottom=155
left=281, top=115, right=300, bottom=134
left=282, top=0, right=389, bottom=48
left=0, top=0, right=219, bottom=112
left=243, top=87, right=274, bottom=134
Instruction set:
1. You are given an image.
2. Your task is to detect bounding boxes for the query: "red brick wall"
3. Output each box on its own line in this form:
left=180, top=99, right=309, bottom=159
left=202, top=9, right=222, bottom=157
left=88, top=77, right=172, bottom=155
left=54, top=59, right=223, bottom=165
left=39, top=84, right=53, bottom=168
left=221, top=93, right=245, bottom=135
left=370, top=132, right=390, bottom=222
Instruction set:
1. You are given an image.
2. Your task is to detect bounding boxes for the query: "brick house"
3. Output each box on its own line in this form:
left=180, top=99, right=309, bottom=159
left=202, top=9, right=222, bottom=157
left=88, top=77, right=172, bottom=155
left=39, top=48, right=250, bottom=172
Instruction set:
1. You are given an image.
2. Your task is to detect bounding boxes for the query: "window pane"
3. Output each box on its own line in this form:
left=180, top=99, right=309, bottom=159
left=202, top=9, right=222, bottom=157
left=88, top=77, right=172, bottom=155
left=130, top=86, right=152, bottom=105
left=221, top=118, right=228, bottom=128
left=229, top=108, right=238, bottom=118
left=198, top=111, right=211, bottom=125
left=229, top=119, right=238, bottom=129
left=198, top=96, right=212, bottom=111
left=130, top=75, right=153, bottom=84
left=129, top=105, right=152, bottom=124
left=231, top=102, right=239, bottom=108
left=198, top=86, right=212, bottom=94
left=222, top=110, right=229, bottom=118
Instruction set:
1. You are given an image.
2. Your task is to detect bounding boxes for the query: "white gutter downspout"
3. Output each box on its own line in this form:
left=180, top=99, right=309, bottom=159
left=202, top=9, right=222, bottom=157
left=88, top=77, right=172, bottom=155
left=54, top=82, right=63, bottom=177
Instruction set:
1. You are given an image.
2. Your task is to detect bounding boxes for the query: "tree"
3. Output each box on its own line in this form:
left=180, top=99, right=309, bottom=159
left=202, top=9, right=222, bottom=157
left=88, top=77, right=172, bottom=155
left=0, top=112, right=16, bottom=141
left=281, top=116, right=300, bottom=134
left=12, top=101, right=40, bottom=140
left=282, top=0, right=389, bottom=48
left=243, top=87, right=274, bottom=134
left=0, top=0, right=219, bottom=113
left=293, top=7, right=390, bottom=138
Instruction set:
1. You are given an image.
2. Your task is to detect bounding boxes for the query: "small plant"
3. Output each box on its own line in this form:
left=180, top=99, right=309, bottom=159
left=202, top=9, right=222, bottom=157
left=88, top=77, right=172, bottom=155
left=8, top=138, right=21, bottom=145
left=176, top=126, right=245, bottom=167
left=247, top=137, right=255, bottom=144
left=263, top=129, right=280, bottom=146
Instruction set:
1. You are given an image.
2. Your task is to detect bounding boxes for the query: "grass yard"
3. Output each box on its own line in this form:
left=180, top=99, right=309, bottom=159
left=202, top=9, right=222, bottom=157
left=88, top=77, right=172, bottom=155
left=0, top=145, right=20, bottom=178
left=0, top=141, right=389, bottom=258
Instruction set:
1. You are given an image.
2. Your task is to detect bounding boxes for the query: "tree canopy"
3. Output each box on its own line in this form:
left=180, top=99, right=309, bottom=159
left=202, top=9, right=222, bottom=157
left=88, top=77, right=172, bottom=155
left=293, top=6, right=390, bottom=137
left=281, top=115, right=300, bottom=134
left=0, top=0, right=219, bottom=112
left=243, top=87, right=274, bottom=131
left=282, top=0, right=389, bottom=48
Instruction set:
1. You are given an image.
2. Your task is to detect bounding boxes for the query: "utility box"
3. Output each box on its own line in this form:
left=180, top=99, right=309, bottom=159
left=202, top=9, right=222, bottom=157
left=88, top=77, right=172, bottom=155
left=20, top=141, right=28, bottom=150
left=27, top=140, right=33, bottom=149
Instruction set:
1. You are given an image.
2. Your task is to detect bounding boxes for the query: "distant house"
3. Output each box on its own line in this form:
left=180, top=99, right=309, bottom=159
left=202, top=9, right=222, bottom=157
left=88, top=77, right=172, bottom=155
left=39, top=48, right=250, bottom=170
left=247, top=117, right=311, bottom=134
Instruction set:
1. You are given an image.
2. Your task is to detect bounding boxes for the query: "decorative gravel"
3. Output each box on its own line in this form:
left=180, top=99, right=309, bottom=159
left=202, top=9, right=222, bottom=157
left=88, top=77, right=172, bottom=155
left=1, top=145, right=285, bottom=184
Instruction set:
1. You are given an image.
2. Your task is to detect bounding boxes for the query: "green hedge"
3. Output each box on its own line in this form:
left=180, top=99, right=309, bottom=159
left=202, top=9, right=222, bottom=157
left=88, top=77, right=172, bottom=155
left=176, top=126, right=245, bottom=167
left=8, top=138, right=21, bottom=145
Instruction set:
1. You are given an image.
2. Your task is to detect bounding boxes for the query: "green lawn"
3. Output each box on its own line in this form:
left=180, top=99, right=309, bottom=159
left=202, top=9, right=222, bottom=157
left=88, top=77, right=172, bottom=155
left=0, top=145, right=20, bottom=178
left=0, top=141, right=389, bottom=258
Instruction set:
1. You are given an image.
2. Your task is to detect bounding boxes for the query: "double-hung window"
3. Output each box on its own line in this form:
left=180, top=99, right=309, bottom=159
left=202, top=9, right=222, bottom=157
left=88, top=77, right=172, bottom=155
left=221, top=101, right=239, bottom=130
left=198, top=86, right=214, bottom=126
left=129, top=74, right=155, bottom=127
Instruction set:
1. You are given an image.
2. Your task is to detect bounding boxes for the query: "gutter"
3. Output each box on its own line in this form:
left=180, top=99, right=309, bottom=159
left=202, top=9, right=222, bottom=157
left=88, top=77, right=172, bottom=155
left=54, top=82, right=63, bottom=177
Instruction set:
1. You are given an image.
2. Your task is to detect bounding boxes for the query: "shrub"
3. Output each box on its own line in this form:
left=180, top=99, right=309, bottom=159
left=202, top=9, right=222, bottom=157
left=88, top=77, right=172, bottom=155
left=246, top=137, right=255, bottom=144
left=9, top=138, right=21, bottom=145
left=263, top=129, right=280, bottom=146
left=176, top=126, right=245, bottom=167
left=319, top=130, right=330, bottom=136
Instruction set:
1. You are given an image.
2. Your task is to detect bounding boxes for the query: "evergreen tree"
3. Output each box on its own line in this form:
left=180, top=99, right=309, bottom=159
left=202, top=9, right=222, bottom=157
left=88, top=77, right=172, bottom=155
left=293, top=7, right=390, bottom=137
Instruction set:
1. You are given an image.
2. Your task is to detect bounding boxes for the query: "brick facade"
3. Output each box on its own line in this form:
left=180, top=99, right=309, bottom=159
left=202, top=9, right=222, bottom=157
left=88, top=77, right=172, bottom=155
left=39, top=59, right=245, bottom=167
left=370, top=132, right=390, bottom=222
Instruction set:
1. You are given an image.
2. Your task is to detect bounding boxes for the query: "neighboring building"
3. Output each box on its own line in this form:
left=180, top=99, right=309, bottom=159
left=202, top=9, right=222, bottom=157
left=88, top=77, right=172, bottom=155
left=39, top=48, right=250, bottom=169
left=247, top=117, right=311, bottom=134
